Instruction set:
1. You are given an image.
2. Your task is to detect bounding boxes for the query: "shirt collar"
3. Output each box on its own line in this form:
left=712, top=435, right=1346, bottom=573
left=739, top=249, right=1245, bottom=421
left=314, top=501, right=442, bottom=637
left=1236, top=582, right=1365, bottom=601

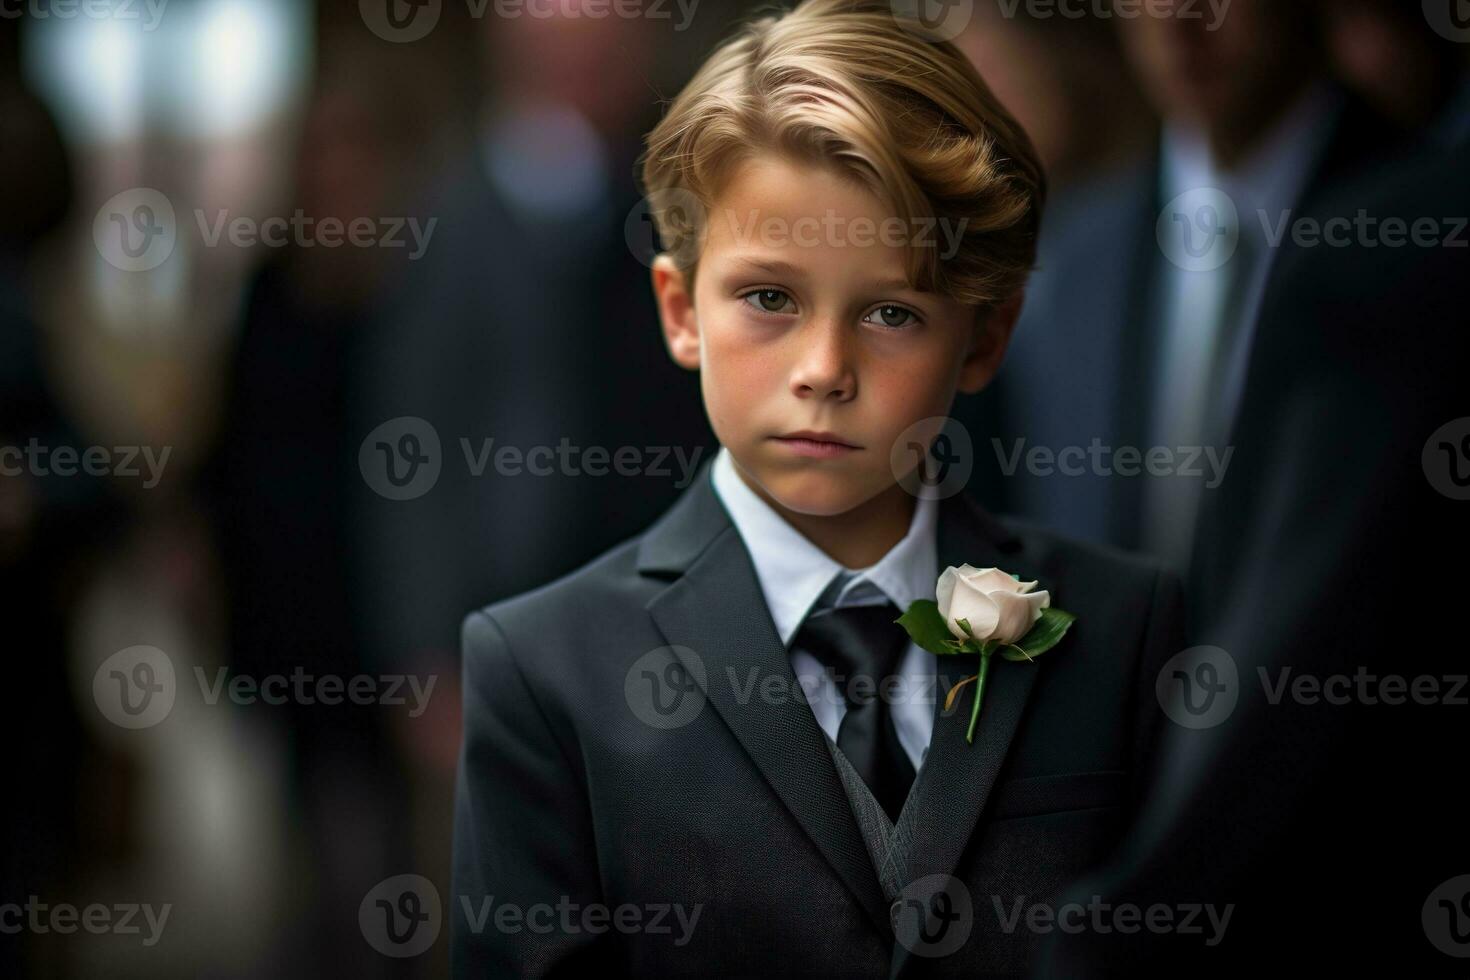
left=1160, top=80, right=1342, bottom=221
left=710, top=445, right=938, bottom=647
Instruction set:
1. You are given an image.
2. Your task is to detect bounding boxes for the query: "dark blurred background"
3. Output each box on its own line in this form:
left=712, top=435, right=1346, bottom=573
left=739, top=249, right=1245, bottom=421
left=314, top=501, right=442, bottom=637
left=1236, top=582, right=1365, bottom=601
left=2, top=0, right=1465, bottom=976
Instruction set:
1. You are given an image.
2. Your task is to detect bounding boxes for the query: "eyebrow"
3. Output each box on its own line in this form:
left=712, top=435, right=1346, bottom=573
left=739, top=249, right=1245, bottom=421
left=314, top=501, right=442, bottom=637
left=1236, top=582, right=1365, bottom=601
left=727, top=256, right=917, bottom=293
left=729, top=257, right=805, bottom=278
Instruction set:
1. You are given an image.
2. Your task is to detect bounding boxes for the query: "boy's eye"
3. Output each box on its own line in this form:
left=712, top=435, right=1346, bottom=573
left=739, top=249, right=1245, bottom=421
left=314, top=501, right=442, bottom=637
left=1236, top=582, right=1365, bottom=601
left=864, top=304, right=918, bottom=329
left=742, top=289, right=794, bottom=314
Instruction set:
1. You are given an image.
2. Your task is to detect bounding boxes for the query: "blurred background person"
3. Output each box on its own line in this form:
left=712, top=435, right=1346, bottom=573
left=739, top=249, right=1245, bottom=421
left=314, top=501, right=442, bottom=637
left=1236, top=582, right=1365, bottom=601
left=955, top=0, right=1418, bottom=609
left=1316, top=0, right=1470, bottom=144
left=954, top=0, right=1154, bottom=188
left=1038, top=141, right=1469, bottom=977
left=0, top=61, right=123, bottom=980
left=199, top=33, right=465, bottom=977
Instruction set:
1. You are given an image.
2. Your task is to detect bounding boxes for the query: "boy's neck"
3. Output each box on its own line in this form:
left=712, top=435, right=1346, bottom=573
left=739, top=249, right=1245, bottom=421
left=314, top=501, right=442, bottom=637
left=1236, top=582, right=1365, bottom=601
left=733, top=461, right=917, bottom=569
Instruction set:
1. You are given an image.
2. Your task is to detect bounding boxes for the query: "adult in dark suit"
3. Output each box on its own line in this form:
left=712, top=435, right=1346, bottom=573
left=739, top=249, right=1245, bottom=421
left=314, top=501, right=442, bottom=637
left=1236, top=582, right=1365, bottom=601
left=1036, top=146, right=1470, bottom=973
left=960, top=0, right=1403, bottom=583
left=451, top=456, right=1187, bottom=977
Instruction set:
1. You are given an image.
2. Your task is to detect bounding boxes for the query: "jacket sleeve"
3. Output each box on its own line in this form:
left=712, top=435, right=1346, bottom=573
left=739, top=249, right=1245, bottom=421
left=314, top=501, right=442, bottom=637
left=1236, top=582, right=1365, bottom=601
left=450, top=610, right=613, bottom=977
left=1126, top=565, right=1188, bottom=820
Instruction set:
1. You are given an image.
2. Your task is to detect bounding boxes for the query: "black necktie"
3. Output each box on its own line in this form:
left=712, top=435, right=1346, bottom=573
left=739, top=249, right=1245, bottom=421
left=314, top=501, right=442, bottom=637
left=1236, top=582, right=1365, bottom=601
left=795, top=602, right=916, bottom=823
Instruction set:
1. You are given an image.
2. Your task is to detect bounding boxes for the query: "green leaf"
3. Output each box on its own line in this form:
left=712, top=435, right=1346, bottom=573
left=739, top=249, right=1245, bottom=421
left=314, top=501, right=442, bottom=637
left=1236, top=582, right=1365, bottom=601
left=895, top=600, right=960, bottom=656
left=999, top=607, right=1076, bottom=661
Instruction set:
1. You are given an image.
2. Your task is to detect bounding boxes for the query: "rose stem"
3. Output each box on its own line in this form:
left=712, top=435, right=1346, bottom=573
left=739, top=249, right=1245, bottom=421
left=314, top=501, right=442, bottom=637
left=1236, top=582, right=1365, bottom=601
left=966, top=650, right=992, bottom=744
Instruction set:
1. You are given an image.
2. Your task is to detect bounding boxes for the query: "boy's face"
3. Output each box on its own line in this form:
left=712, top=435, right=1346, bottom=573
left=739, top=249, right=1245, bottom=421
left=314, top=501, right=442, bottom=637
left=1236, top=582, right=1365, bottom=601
left=652, top=154, right=1019, bottom=520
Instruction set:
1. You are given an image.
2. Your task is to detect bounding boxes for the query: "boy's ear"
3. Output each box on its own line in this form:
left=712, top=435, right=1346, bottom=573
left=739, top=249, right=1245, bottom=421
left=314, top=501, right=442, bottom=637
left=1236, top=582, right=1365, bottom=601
left=956, top=289, right=1025, bottom=395
left=651, top=254, right=700, bottom=371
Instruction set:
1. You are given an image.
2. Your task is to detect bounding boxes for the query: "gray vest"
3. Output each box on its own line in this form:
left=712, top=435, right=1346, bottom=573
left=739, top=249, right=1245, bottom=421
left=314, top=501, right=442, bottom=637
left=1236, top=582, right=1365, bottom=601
left=823, top=731, right=927, bottom=912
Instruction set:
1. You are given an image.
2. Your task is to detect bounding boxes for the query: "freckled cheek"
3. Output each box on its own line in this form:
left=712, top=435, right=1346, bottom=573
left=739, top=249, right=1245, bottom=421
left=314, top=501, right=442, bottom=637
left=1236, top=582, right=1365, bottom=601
left=705, top=325, right=783, bottom=394
left=700, top=322, right=776, bottom=437
left=865, top=350, right=960, bottom=420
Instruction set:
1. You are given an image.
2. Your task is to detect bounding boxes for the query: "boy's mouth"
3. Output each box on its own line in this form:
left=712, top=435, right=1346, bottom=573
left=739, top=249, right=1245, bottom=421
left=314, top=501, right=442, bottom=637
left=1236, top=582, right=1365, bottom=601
left=770, top=430, right=862, bottom=458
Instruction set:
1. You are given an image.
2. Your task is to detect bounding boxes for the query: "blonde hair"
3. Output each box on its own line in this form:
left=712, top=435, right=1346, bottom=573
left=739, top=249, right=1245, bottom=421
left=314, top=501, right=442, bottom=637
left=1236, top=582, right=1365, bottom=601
left=638, top=0, right=1046, bottom=310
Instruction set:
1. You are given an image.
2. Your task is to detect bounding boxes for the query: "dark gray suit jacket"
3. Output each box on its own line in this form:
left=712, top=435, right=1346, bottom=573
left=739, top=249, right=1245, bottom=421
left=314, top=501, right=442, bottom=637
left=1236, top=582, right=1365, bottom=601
left=958, top=90, right=1399, bottom=559
left=451, top=458, right=1185, bottom=977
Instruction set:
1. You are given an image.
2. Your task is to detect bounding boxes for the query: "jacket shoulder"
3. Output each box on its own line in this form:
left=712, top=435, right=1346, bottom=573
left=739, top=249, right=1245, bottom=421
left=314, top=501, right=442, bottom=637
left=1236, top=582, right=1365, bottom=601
left=996, top=511, right=1180, bottom=596
left=460, top=522, right=663, bottom=661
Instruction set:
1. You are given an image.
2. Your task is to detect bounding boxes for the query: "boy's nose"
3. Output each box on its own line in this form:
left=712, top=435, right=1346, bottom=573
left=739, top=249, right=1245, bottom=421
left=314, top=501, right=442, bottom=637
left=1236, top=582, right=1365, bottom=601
left=788, top=318, right=856, bottom=401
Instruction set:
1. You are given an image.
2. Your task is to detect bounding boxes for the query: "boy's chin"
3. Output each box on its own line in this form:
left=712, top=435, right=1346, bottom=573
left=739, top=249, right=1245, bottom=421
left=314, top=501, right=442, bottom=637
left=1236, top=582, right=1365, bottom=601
left=756, top=468, right=894, bottom=519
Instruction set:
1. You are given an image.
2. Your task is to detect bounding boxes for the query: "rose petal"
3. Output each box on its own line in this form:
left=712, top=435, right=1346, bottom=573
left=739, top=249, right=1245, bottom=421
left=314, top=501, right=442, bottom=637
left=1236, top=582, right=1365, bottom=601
left=946, top=586, right=1000, bottom=641
left=990, top=589, right=1050, bottom=644
left=935, top=565, right=964, bottom=621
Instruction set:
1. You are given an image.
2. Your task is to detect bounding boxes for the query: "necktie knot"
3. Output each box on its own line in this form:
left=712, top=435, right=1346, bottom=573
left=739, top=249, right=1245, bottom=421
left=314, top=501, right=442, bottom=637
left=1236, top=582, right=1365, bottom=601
left=794, top=602, right=909, bottom=704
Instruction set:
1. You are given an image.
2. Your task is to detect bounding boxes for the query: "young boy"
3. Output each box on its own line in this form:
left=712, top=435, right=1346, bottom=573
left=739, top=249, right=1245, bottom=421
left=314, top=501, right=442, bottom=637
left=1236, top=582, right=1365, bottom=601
left=452, top=1, right=1186, bottom=975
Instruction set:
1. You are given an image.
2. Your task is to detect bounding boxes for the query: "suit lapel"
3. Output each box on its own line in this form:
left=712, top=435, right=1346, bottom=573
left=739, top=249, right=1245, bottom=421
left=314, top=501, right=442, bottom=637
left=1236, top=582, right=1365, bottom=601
left=636, top=461, right=1038, bottom=962
left=890, top=491, right=1035, bottom=980
left=639, top=462, right=892, bottom=937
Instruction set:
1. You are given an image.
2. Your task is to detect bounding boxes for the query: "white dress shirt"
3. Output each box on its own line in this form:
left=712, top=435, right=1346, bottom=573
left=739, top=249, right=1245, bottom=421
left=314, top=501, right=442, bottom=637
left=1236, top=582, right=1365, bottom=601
left=710, top=446, right=939, bottom=772
left=1144, top=81, right=1341, bottom=572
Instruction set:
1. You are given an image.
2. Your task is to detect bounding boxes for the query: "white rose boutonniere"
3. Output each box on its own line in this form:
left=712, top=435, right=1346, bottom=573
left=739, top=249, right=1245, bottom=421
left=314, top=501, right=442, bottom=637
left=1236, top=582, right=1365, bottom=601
left=895, top=564, right=1076, bottom=745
